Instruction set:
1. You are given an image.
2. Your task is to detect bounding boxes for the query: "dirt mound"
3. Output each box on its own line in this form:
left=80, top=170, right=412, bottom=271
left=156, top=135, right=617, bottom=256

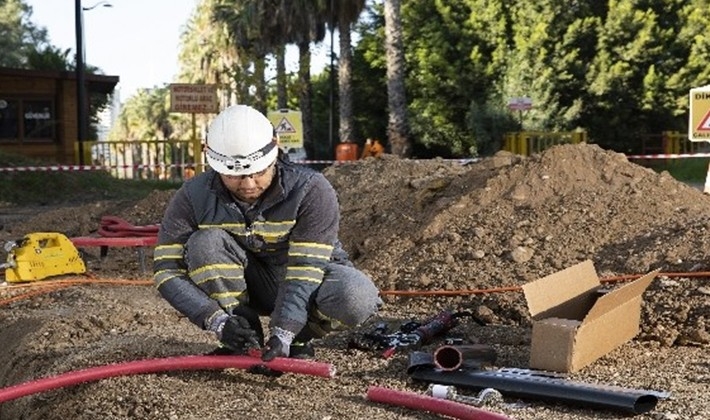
left=1, top=143, right=709, bottom=419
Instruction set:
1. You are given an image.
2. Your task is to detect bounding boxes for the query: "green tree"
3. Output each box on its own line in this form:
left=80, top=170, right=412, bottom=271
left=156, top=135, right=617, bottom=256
left=0, top=0, right=49, bottom=68
left=665, top=0, right=710, bottom=117
left=401, top=0, right=478, bottom=157
left=110, top=87, right=175, bottom=141
left=585, top=0, right=689, bottom=152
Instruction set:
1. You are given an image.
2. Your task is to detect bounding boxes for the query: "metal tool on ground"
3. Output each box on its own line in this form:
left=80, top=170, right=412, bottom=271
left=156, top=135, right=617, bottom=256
left=428, top=384, right=504, bottom=407
left=348, top=309, right=485, bottom=358
left=1, top=232, right=86, bottom=282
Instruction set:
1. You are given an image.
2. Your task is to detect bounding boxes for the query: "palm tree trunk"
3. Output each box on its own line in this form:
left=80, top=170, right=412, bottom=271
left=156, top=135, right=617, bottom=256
left=338, top=14, right=354, bottom=144
left=384, top=0, right=411, bottom=157
left=276, top=44, right=287, bottom=109
left=298, top=41, right=314, bottom=158
left=254, top=54, right=267, bottom=113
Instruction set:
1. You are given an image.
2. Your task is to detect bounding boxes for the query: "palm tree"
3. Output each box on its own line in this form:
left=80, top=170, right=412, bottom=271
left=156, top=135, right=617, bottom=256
left=212, top=0, right=285, bottom=113
left=178, top=0, right=241, bottom=106
left=331, top=0, right=366, bottom=145
left=384, top=0, right=411, bottom=156
left=276, top=0, right=328, bottom=158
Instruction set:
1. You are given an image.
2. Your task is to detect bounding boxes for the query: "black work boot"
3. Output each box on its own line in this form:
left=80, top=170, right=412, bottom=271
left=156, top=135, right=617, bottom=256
left=288, top=327, right=318, bottom=359
left=289, top=341, right=315, bottom=359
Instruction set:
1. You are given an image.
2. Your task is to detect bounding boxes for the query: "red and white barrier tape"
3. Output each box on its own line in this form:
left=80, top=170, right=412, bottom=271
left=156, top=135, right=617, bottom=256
left=0, top=158, right=479, bottom=173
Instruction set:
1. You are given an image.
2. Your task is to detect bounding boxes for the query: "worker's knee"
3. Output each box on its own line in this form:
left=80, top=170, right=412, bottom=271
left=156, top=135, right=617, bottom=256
left=186, top=228, right=232, bottom=249
left=313, top=264, right=381, bottom=330
left=185, top=229, right=246, bottom=266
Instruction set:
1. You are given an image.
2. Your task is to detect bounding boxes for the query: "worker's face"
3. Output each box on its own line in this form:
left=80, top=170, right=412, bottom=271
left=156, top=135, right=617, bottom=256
left=219, top=162, right=276, bottom=203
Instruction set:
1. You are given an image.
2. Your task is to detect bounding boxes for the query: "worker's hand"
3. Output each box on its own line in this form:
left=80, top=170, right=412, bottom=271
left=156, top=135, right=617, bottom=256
left=221, top=315, right=261, bottom=352
left=261, top=335, right=289, bottom=361
left=261, top=326, right=296, bottom=361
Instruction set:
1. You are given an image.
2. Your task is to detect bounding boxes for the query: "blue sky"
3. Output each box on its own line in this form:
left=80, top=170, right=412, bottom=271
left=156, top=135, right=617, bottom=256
left=25, top=0, right=333, bottom=103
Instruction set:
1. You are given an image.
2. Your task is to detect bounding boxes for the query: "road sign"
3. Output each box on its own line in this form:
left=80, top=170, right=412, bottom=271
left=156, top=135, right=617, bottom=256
left=689, top=85, right=710, bottom=142
left=268, top=109, right=303, bottom=150
left=508, top=96, right=533, bottom=111
left=169, top=84, right=218, bottom=114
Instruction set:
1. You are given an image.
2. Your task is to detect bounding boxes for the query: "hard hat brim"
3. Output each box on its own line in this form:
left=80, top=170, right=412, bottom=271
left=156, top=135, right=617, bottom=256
left=206, top=146, right=278, bottom=176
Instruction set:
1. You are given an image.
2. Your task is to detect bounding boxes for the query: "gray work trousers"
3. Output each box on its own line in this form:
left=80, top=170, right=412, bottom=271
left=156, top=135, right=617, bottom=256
left=184, top=229, right=381, bottom=338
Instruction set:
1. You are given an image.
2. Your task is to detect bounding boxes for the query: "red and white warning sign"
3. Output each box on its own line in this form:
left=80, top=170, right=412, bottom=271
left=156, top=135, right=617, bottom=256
left=689, top=85, right=710, bottom=141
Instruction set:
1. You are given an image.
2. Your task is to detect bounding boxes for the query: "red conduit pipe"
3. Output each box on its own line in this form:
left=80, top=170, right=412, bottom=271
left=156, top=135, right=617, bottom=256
left=366, top=386, right=512, bottom=420
left=0, top=355, right=335, bottom=404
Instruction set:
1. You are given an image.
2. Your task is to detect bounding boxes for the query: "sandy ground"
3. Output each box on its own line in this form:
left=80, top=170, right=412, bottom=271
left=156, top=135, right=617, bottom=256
left=1, top=143, right=709, bottom=419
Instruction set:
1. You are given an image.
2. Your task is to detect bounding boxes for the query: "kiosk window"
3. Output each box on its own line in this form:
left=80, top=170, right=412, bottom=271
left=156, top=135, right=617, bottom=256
left=0, top=99, right=19, bottom=141
left=23, top=100, right=54, bottom=140
left=0, top=98, right=55, bottom=143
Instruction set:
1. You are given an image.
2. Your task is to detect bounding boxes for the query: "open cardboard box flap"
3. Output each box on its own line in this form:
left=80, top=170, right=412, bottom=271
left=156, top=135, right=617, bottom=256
left=583, top=268, right=659, bottom=323
left=522, top=259, right=599, bottom=319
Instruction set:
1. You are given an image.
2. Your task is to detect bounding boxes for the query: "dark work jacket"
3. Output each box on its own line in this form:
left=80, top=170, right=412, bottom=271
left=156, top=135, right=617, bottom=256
left=153, top=155, right=348, bottom=334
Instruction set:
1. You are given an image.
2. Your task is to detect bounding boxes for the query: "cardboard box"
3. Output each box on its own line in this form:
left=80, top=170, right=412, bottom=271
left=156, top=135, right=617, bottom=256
left=522, top=260, right=658, bottom=373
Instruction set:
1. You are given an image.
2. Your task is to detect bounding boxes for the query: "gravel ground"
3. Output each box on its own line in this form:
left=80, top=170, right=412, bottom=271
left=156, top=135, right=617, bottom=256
left=1, top=143, right=709, bottom=419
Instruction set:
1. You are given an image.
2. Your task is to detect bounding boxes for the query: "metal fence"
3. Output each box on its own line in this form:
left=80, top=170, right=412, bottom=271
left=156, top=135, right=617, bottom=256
left=503, top=130, right=587, bottom=156
left=90, top=140, right=199, bottom=182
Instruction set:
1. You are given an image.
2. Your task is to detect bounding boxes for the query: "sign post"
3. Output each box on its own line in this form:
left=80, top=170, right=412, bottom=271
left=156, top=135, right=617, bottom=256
left=169, top=84, right=219, bottom=175
left=688, top=85, right=710, bottom=193
left=507, top=96, right=533, bottom=126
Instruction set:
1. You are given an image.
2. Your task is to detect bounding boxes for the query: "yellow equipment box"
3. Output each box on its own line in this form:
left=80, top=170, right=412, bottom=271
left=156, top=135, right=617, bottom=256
left=3, top=232, right=86, bottom=283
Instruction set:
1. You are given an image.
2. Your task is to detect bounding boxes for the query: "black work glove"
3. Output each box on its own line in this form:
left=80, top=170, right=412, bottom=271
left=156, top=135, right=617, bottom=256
left=261, top=335, right=289, bottom=361
left=221, top=315, right=261, bottom=352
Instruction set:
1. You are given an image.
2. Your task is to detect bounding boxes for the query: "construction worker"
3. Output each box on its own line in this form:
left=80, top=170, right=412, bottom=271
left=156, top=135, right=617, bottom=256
left=153, top=104, right=380, bottom=361
left=361, top=138, right=385, bottom=158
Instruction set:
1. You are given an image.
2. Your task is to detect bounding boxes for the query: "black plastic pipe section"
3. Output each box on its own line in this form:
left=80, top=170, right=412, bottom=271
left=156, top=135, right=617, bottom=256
left=408, top=352, right=665, bottom=415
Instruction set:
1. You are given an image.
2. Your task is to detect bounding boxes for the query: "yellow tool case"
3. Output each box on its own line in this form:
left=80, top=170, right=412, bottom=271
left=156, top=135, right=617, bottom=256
left=2, top=232, right=86, bottom=282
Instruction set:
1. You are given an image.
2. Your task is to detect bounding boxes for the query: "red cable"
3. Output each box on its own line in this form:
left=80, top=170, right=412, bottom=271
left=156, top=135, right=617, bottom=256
left=0, top=355, right=335, bottom=403
left=379, top=271, right=710, bottom=297
left=366, top=386, right=512, bottom=420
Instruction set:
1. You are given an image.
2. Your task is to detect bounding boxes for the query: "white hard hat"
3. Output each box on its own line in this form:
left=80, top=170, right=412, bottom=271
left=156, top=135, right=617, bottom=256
left=205, top=105, right=278, bottom=176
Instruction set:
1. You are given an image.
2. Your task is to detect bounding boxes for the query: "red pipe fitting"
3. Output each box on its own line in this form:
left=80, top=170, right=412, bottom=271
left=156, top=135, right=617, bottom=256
left=0, top=355, right=335, bottom=403
left=433, top=344, right=498, bottom=371
left=366, top=385, right=512, bottom=420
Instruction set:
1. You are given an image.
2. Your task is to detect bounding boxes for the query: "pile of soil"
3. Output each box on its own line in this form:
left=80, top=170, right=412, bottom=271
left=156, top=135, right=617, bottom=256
left=0, top=143, right=708, bottom=419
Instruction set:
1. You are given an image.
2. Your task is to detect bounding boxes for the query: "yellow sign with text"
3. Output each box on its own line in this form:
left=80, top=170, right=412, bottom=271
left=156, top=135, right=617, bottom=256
left=689, top=85, right=710, bottom=141
left=268, top=109, right=303, bottom=150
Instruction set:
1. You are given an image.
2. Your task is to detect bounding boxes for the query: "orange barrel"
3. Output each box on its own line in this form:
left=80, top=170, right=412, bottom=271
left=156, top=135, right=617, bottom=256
left=335, top=142, right=359, bottom=161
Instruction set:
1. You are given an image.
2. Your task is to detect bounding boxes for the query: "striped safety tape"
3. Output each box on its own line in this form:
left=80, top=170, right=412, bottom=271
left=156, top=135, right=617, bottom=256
left=0, top=158, right=480, bottom=172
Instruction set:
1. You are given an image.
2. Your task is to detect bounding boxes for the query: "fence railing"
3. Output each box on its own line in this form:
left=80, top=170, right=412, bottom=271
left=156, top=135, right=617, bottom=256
left=90, top=140, right=200, bottom=182
left=503, top=130, right=586, bottom=155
